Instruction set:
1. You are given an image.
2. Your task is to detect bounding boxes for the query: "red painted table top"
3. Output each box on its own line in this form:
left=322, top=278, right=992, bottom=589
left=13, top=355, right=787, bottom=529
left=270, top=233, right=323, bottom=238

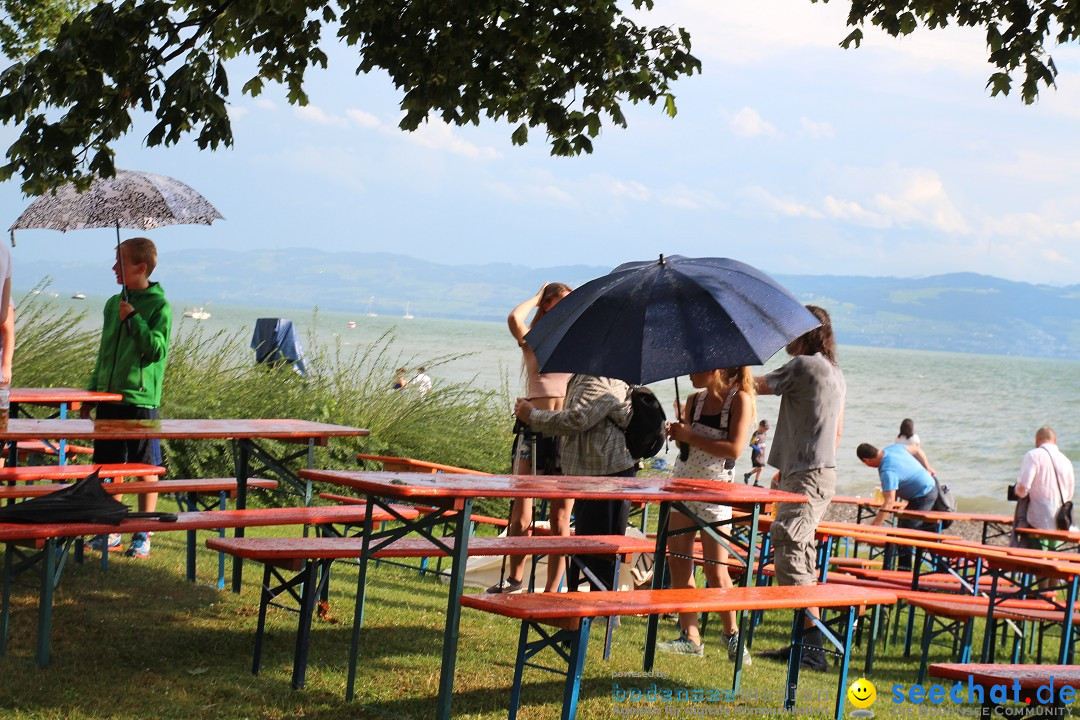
left=10, top=388, right=123, bottom=406
left=461, top=584, right=898, bottom=620
left=0, top=418, right=369, bottom=443
left=894, top=509, right=1013, bottom=524
left=356, top=454, right=492, bottom=476
left=297, top=470, right=808, bottom=506
left=206, top=534, right=656, bottom=560
left=0, top=478, right=279, bottom=499
left=0, top=463, right=165, bottom=482
left=818, top=520, right=964, bottom=543
left=0, top=503, right=417, bottom=541
left=832, top=494, right=889, bottom=507
left=929, top=663, right=1080, bottom=690
left=839, top=529, right=1080, bottom=576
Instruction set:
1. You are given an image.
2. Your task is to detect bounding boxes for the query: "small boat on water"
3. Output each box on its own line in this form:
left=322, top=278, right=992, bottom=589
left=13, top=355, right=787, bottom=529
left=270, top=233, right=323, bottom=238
left=183, top=306, right=211, bottom=320
left=365, top=296, right=377, bottom=317
left=347, top=321, right=357, bottom=329
left=403, top=302, right=414, bottom=320
left=71, top=292, right=86, bottom=300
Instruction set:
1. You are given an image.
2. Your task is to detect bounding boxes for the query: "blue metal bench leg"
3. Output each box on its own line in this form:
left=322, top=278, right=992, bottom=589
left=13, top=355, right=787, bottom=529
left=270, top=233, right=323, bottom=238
left=36, top=539, right=57, bottom=667
left=253, top=563, right=272, bottom=675
left=508, top=621, right=529, bottom=720
left=346, top=494, right=378, bottom=703
left=291, top=559, right=324, bottom=690
left=784, top=609, right=805, bottom=711
left=562, top=619, right=592, bottom=720
left=832, top=608, right=857, bottom=720
left=1, top=542, right=12, bottom=656
left=916, top=612, right=934, bottom=685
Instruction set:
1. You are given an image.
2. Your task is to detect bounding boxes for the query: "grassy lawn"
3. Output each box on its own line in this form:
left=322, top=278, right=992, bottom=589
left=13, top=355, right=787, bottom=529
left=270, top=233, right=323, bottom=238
left=0, top=521, right=1069, bottom=719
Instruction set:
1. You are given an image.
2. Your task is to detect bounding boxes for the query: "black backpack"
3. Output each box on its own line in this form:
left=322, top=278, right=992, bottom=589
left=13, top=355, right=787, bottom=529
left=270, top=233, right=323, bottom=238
left=623, top=386, right=667, bottom=459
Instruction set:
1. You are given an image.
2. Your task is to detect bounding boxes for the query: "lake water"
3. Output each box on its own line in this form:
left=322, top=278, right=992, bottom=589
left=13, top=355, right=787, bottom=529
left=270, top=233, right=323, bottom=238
left=43, top=292, right=1080, bottom=513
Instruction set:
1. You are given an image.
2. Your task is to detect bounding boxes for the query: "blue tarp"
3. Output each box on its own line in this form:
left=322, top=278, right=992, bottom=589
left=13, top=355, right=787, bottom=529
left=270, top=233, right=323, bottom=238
left=251, top=318, right=307, bottom=376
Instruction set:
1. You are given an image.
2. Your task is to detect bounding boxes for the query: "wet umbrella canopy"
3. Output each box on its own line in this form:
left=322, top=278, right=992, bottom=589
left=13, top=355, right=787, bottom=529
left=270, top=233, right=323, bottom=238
left=525, top=255, right=821, bottom=386
left=0, top=470, right=176, bottom=524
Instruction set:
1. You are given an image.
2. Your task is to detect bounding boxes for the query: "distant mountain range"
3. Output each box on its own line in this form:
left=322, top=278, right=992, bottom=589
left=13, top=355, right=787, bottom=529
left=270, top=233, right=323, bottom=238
left=18, top=248, right=1080, bottom=359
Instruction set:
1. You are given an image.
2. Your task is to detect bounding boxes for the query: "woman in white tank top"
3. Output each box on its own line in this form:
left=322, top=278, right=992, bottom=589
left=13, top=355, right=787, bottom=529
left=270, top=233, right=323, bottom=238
left=488, top=282, right=573, bottom=594
left=657, top=366, right=756, bottom=660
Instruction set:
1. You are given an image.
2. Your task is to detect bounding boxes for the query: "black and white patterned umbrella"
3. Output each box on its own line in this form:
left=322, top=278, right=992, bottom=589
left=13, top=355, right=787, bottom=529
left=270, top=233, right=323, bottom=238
left=8, top=169, right=223, bottom=248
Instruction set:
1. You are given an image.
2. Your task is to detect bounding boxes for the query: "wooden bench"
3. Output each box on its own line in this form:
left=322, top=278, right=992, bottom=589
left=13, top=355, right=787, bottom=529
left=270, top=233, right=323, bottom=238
left=355, top=453, right=491, bottom=475
left=0, top=503, right=420, bottom=667
left=206, top=533, right=656, bottom=692
left=11, top=440, right=94, bottom=459
left=0, top=478, right=281, bottom=585
left=907, top=595, right=1080, bottom=683
left=0, top=463, right=165, bottom=484
left=928, top=663, right=1080, bottom=708
left=462, top=584, right=899, bottom=720
left=321, top=490, right=511, bottom=577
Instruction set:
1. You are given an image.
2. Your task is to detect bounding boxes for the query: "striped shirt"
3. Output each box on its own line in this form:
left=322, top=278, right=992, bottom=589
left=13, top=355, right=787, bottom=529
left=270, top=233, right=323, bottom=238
left=528, top=374, right=634, bottom=477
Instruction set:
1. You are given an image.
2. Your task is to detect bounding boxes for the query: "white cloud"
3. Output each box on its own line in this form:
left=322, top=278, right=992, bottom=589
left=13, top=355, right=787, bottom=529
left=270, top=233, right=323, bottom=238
left=730, top=107, right=779, bottom=138
left=345, top=109, right=380, bottom=128
left=871, top=173, right=969, bottom=234
left=747, top=168, right=969, bottom=234
left=294, top=105, right=349, bottom=128
left=823, top=196, right=891, bottom=227
left=531, top=184, right=577, bottom=206
left=254, top=98, right=276, bottom=111
left=658, top=185, right=718, bottom=210
left=800, top=116, right=834, bottom=139
left=658, top=0, right=991, bottom=76
left=611, top=180, right=652, bottom=202
left=404, top=119, right=501, bottom=159
left=228, top=106, right=249, bottom=120
left=744, top=187, right=824, bottom=219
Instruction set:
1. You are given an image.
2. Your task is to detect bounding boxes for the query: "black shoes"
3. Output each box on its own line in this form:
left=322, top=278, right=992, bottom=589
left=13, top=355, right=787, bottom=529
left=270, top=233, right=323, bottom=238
left=758, top=643, right=830, bottom=671
left=799, top=646, right=829, bottom=671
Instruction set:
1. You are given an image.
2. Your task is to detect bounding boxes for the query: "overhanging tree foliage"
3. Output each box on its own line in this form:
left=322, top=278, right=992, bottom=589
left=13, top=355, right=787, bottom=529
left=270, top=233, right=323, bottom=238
left=0, top=0, right=90, bottom=60
left=0, top=0, right=700, bottom=195
left=820, top=0, right=1074, bottom=104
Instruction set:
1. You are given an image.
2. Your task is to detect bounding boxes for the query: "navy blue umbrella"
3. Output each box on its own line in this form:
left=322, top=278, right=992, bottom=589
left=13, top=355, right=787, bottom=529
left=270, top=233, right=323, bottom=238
left=525, top=255, right=820, bottom=386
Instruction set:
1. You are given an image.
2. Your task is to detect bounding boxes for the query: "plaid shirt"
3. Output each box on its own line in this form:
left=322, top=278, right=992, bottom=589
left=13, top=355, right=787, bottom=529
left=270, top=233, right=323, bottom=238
left=528, top=374, right=633, bottom=477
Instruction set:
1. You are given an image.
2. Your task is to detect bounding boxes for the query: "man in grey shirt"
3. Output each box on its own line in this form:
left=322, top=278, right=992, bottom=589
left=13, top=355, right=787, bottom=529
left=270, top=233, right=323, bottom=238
left=755, top=305, right=845, bottom=671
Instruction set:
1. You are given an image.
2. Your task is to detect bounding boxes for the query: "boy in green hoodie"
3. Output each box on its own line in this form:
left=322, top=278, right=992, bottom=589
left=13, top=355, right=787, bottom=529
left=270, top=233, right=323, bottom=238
left=82, top=237, right=172, bottom=557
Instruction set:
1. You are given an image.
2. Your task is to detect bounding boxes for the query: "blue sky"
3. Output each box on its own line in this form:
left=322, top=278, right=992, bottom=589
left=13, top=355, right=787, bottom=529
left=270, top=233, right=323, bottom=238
left=3, top=1, right=1080, bottom=285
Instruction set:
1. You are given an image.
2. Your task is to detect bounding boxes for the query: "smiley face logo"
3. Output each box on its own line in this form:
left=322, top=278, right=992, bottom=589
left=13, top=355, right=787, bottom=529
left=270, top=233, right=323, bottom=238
left=848, top=678, right=877, bottom=709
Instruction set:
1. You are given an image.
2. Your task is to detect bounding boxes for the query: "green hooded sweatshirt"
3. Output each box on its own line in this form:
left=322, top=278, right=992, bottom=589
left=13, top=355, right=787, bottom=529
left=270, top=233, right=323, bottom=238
left=88, top=282, right=172, bottom=407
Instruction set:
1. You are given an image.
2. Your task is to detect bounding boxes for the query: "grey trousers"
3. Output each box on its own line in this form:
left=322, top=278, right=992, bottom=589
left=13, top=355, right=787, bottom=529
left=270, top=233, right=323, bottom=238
left=772, top=467, right=836, bottom=586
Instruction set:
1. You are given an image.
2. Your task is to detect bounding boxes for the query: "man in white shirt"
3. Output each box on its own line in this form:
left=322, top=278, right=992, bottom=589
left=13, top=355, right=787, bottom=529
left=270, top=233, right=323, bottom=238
left=1014, top=426, right=1075, bottom=549
left=412, top=367, right=432, bottom=397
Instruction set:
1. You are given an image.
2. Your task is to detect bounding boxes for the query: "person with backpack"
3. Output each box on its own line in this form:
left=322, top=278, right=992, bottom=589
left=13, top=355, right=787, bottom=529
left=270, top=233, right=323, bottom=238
left=656, top=366, right=755, bottom=665
left=514, top=375, right=633, bottom=591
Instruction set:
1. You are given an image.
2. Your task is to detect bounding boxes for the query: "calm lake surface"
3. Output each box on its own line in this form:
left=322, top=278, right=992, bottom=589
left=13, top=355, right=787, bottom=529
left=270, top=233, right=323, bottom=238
left=49, top=293, right=1080, bottom=513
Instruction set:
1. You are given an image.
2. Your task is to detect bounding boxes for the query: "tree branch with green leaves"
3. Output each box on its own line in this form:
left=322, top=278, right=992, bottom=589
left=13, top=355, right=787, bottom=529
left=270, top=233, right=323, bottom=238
left=818, top=0, right=1074, bottom=103
left=0, top=0, right=700, bottom=195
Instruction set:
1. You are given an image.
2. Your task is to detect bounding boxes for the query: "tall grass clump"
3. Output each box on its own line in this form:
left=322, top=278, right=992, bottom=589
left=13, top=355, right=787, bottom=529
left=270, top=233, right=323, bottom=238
left=14, top=292, right=515, bottom=493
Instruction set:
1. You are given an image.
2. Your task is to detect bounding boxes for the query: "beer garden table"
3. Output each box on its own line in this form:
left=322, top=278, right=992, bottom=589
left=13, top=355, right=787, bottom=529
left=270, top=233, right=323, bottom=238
left=7, top=388, right=124, bottom=465
left=0, top=418, right=369, bottom=590
left=296, top=469, right=805, bottom=720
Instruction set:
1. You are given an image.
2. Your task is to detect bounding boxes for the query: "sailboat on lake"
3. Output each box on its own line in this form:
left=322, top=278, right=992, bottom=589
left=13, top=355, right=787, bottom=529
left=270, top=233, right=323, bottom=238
left=365, top=296, right=377, bottom=317
left=403, top=302, right=414, bottom=320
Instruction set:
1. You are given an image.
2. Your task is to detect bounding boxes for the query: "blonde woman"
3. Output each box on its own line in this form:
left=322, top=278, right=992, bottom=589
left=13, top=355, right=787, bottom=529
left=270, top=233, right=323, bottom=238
left=658, top=366, right=755, bottom=662
left=488, top=282, right=572, bottom=594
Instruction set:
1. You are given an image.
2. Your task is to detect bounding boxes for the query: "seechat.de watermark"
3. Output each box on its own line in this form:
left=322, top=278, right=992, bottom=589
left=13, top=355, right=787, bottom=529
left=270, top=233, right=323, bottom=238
left=846, top=677, right=1076, bottom=718
left=610, top=682, right=830, bottom=716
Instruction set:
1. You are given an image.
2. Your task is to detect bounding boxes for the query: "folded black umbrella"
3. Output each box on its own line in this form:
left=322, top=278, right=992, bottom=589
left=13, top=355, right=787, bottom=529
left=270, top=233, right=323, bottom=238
left=0, top=470, right=176, bottom=524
